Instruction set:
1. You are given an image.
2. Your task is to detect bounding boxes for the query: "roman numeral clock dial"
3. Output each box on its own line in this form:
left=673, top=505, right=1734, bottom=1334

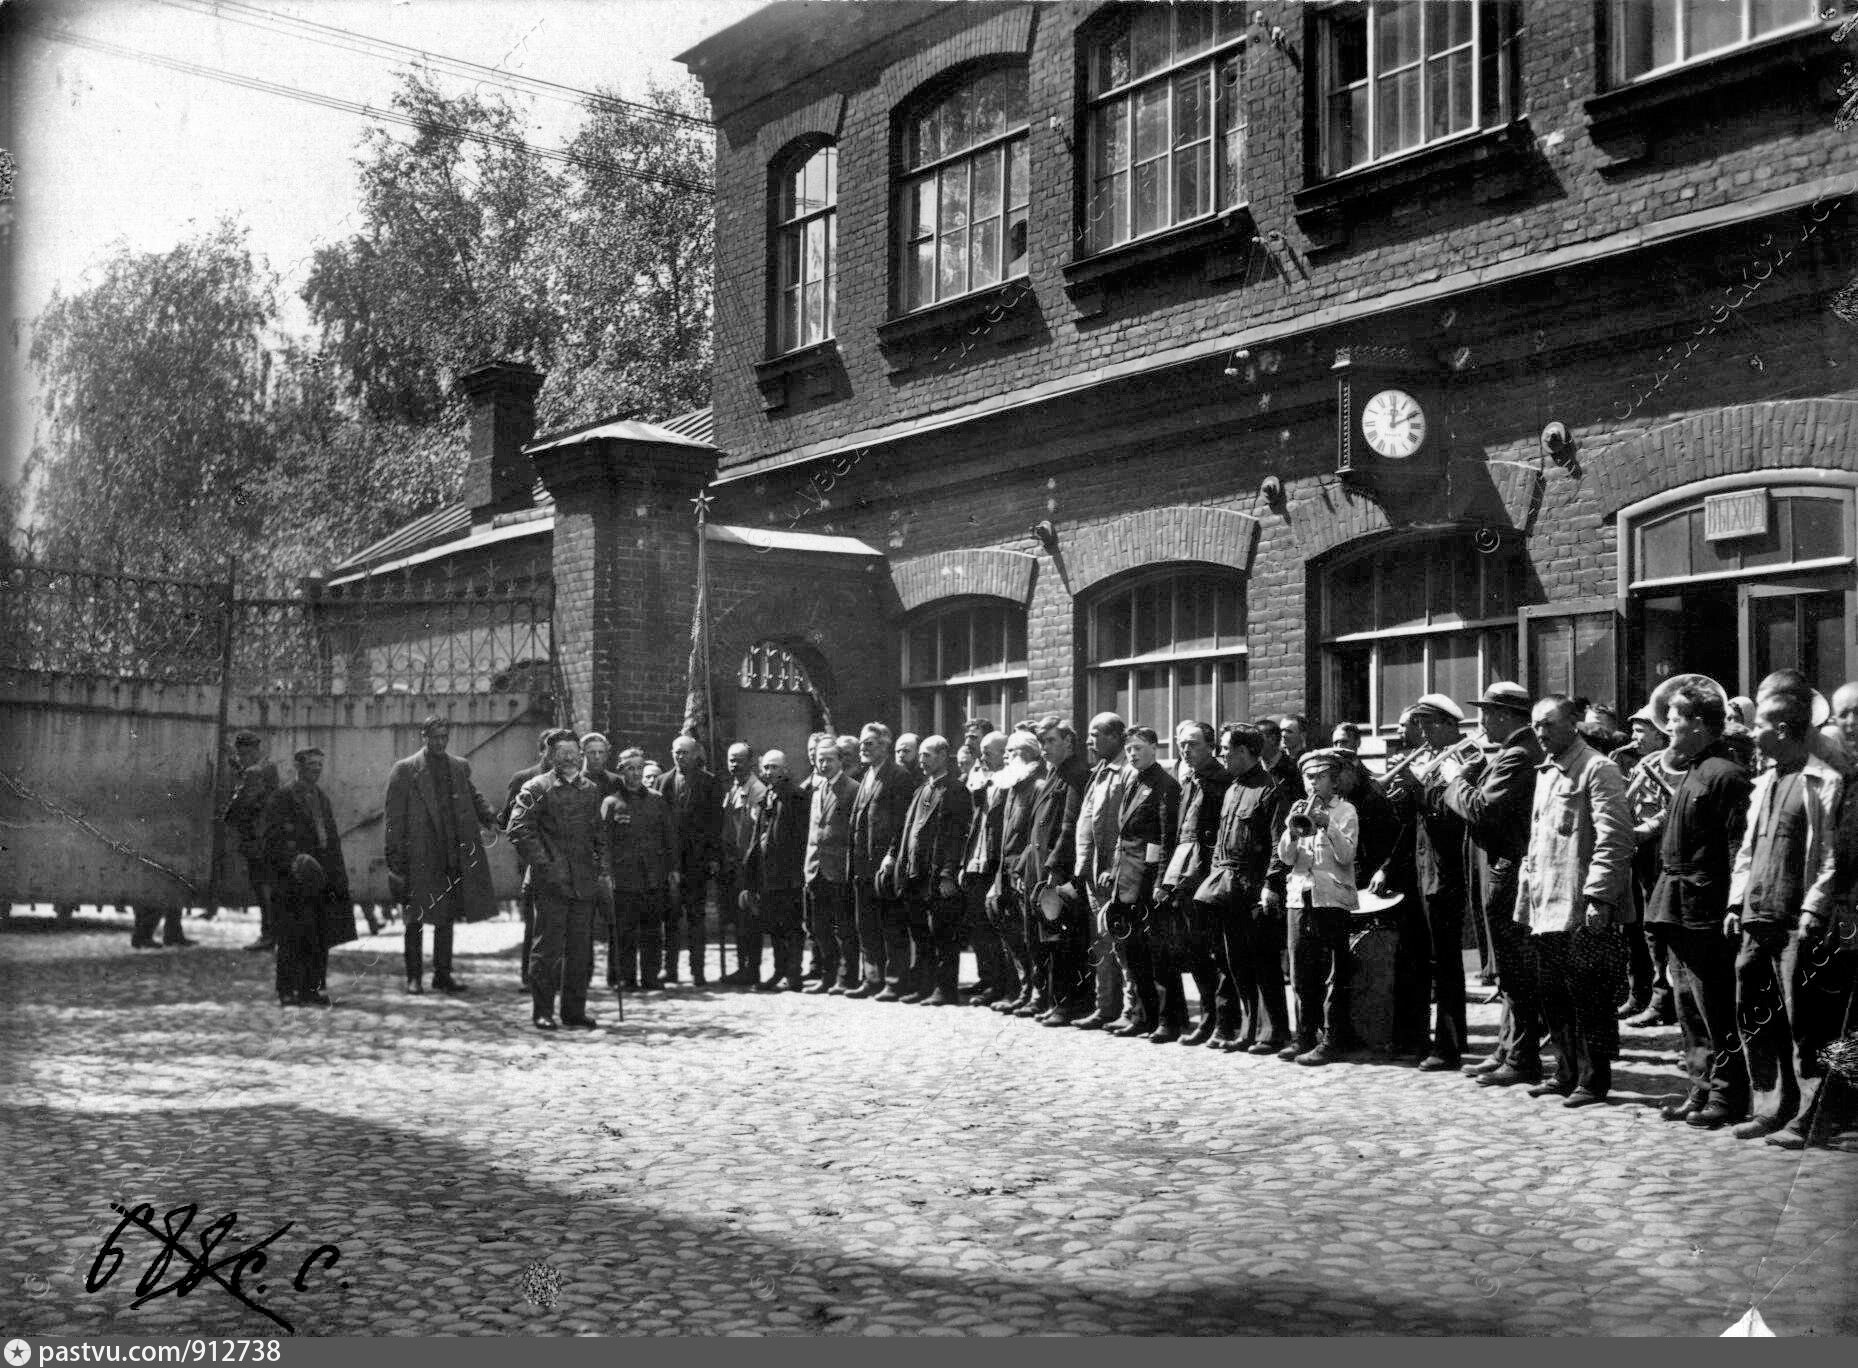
left=1361, top=389, right=1426, bottom=460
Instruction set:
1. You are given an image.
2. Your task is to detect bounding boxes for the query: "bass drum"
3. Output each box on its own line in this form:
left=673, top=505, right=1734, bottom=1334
left=1346, top=920, right=1401, bottom=1054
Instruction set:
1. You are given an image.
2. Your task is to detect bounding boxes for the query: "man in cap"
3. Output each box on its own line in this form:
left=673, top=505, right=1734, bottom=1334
left=1617, top=703, right=1680, bottom=1027
left=890, top=736, right=974, bottom=1004
left=1644, top=683, right=1751, bottom=1129
left=1073, top=713, right=1135, bottom=1031
left=499, top=730, right=554, bottom=992
left=384, top=716, right=501, bottom=995
left=1516, top=695, right=1634, bottom=1107
left=223, top=730, right=280, bottom=953
left=1440, top=683, right=1547, bottom=1088
left=507, top=729, right=610, bottom=1031
left=1205, top=723, right=1294, bottom=1053
left=1155, top=720, right=1233, bottom=1046
left=656, top=734, right=722, bottom=986
left=1275, top=747, right=1359, bottom=1065
left=1106, top=727, right=1180, bottom=1037
left=260, top=747, right=354, bottom=1007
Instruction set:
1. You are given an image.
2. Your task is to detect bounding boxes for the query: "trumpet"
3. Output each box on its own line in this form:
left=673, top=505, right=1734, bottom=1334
left=1422, top=735, right=1485, bottom=787
left=1287, top=796, right=1330, bottom=839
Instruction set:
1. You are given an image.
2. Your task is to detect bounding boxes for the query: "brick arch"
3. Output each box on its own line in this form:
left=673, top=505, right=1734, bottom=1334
left=753, top=93, right=845, bottom=163
left=876, top=5, right=1037, bottom=107
left=1064, top=505, right=1260, bottom=595
left=1283, top=461, right=1545, bottom=563
left=890, top=548, right=1037, bottom=613
left=1593, top=399, right=1858, bottom=520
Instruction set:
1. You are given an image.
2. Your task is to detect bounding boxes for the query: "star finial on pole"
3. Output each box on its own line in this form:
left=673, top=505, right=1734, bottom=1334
left=690, top=490, right=714, bottom=526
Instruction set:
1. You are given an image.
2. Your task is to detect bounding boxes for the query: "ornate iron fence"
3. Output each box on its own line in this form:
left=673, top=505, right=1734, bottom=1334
left=0, top=550, right=553, bottom=697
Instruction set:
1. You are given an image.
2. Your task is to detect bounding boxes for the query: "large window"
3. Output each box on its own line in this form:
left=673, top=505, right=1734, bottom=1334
left=1087, top=570, right=1249, bottom=759
left=1630, top=487, right=1853, bottom=588
left=898, top=67, right=1030, bottom=311
left=774, top=143, right=837, bottom=353
left=1321, top=535, right=1526, bottom=732
left=1085, top=4, right=1248, bottom=253
left=902, top=600, right=1029, bottom=739
left=1610, top=0, right=1820, bottom=84
left=1317, top=0, right=1519, bottom=178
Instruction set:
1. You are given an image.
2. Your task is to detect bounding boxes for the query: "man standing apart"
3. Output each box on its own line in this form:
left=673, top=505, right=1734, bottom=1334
left=1276, top=749, right=1359, bottom=1065
left=804, top=734, right=859, bottom=993
left=508, top=729, right=610, bottom=1031
left=603, top=747, right=679, bottom=993
left=743, top=750, right=810, bottom=991
left=1073, top=713, right=1133, bottom=1031
left=384, top=716, right=500, bottom=996
left=657, top=734, right=721, bottom=986
left=1727, top=674, right=1846, bottom=1147
left=848, top=722, right=918, bottom=999
left=224, top=730, right=279, bottom=953
left=891, top=736, right=973, bottom=1005
left=260, top=747, right=354, bottom=1007
left=1516, top=696, right=1633, bottom=1107
left=1440, top=683, right=1546, bottom=1088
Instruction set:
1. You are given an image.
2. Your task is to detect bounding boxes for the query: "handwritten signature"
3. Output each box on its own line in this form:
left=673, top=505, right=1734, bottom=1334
left=86, top=1201, right=343, bottom=1335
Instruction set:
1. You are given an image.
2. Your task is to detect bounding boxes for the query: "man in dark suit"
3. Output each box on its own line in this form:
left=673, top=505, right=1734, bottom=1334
left=1157, top=720, right=1233, bottom=1046
left=1202, top=723, right=1293, bottom=1053
left=743, top=749, right=811, bottom=991
left=499, top=731, right=552, bottom=993
left=717, top=741, right=767, bottom=985
left=1440, top=682, right=1547, bottom=1087
left=847, top=722, right=919, bottom=1000
left=602, top=746, right=680, bottom=993
left=656, top=733, right=722, bottom=986
left=507, top=729, right=610, bottom=1031
left=1020, top=718, right=1090, bottom=1023
left=260, top=747, right=354, bottom=1007
left=891, top=735, right=974, bottom=1005
left=960, top=729, right=1011, bottom=1005
left=224, top=730, right=280, bottom=953
left=804, top=733, right=859, bottom=994
left=1646, top=684, right=1751, bottom=1129
left=383, top=716, right=500, bottom=996
left=1109, top=726, right=1181, bottom=1040
left=988, top=731, right=1046, bottom=1015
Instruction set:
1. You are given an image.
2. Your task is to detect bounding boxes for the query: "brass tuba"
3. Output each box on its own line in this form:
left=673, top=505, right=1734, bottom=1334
left=1643, top=673, right=1732, bottom=735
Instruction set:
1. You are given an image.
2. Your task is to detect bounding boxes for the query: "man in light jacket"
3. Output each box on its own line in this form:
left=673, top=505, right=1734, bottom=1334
left=1517, top=695, right=1634, bottom=1107
left=1727, top=673, right=1847, bottom=1148
left=1275, top=748, right=1359, bottom=1067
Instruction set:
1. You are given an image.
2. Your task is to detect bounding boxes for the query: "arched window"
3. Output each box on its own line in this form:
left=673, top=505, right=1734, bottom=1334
left=1085, top=568, right=1248, bottom=759
left=901, top=599, right=1028, bottom=739
left=773, top=142, right=837, bottom=353
left=1319, top=533, right=1526, bottom=734
left=897, top=66, right=1030, bottom=311
left=738, top=640, right=827, bottom=767
left=1085, top=4, right=1247, bottom=253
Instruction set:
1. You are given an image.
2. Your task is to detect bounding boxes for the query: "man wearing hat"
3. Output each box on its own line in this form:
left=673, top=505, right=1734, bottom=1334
left=384, top=716, right=501, bottom=995
left=1204, top=722, right=1294, bottom=1053
left=1388, top=693, right=1474, bottom=1070
left=1155, top=721, right=1233, bottom=1046
left=223, top=730, right=280, bottom=953
left=1107, top=727, right=1180, bottom=1037
left=889, top=735, right=974, bottom=1003
left=1515, top=695, right=1634, bottom=1107
left=1276, top=747, right=1359, bottom=1064
left=1616, top=703, right=1679, bottom=1027
left=499, top=730, right=555, bottom=992
left=507, top=729, right=610, bottom=1031
left=1441, top=682, right=1546, bottom=1087
left=259, top=747, right=354, bottom=1007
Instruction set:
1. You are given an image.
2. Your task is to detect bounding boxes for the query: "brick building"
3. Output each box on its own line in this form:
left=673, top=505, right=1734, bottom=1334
left=335, top=1, right=1858, bottom=766
left=661, top=0, right=1858, bottom=757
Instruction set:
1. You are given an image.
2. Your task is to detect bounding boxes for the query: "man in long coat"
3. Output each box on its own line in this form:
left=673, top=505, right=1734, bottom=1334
left=261, top=747, right=355, bottom=1007
left=384, top=716, right=499, bottom=995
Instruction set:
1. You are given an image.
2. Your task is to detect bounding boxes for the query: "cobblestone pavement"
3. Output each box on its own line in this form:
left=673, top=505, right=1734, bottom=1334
left=3, top=909, right=1856, bottom=1337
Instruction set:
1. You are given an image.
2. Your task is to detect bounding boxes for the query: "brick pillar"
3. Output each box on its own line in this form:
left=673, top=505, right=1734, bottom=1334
left=531, top=434, right=717, bottom=755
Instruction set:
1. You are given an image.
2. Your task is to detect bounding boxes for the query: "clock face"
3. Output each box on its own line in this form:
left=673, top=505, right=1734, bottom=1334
left=1361, top=389, right=1426, bottom=459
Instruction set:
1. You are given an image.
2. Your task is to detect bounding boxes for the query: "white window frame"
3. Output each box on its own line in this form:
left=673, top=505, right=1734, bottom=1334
left=1085, top=7, right=1248, bottom=253
left=1609, top=0, right=1822, bottom=86
left=774, top=143, right=837, bottom=354
left=900, top=600, right=1030, bottom=740
left=897, top=67, right=1031, bottom=312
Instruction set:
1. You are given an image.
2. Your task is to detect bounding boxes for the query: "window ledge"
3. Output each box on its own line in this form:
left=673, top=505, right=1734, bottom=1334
left=752, top=339, right=842, bottom=412
left=1293, top=120, right=1534, bottom=249
left=1584, top=26, right=1842, bottom=162
left=877, top=279, right=1035, bottom=350
left=1062, top=208, right=1256, bottom=302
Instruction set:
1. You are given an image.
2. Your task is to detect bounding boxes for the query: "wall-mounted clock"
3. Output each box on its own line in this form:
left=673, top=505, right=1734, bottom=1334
left=1361, top=389, right=1426, bottom=459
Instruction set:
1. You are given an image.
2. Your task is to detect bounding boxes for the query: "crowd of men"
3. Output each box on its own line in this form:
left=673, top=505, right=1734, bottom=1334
left=214, top=666, right=1858, bottom=1151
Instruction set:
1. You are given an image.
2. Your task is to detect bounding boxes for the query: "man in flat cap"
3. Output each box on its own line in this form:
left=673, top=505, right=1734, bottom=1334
left=260, top=747, right=354, bottom=1007
left=498, top=729, right=554, bottom=993
left=508, top=728, right=610, bottom=1031
left=1276, top=747, right=1359, bottom=1065
left=384, top=716, right=501, bottom=995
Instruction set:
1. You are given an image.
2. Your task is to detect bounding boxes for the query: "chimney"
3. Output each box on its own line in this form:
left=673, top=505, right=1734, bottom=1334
left=458, top=361, right=544, bottom=514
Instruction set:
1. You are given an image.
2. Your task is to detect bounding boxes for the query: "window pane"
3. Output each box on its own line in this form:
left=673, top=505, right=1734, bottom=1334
left=1005, top=208, right=1028, bottom=277
left=1178, top=661, right=1215, bottom=735
left=1528, top=617, right=1570, bottom=699
left=937, top=226, right=968, bottom=297
left=1684, top=0, right=1739, bottom=56
left=778, top=287, right=798, bottom=353
left=1432, top=630, right=1480, bottom=711
left=1378, top=638, right=1426, bottom=729
left=905, top=691, right=938, bottom=739
left=913, top=107, right=943, bottom=167
left=1173, top=143, right=1208, bottom=222
left=1006, top=613, right=1027, bottom=670
left=801, top=280, right=824, bottom=345
left=1481, top=547, right=1524, bottom=620
left=1098, top=28, right=1132, bottom=93
left=1218, top=54, right=1245, bottom=203
left=1327, top=643, right=1372, bottom=728
left=973, top=606, right=1007, bottom=673
left=907, top=622, right=938, bottom=684
left=939, top=167, right=969, bottom=229
left=942, top=610, right=972, bottom=678
left=1753, top=0, right=1816, bottom=36
left=1433, top=540, right=1479, bottom=622
left=908, top=241, right=935, bottom=310
left=1175, top=68, right=1211, bottom=144
left=1134, top=84, right=1169, bottom=162
left=1377, top=545, right=1430, bottom=629
left=1095, top=669, right=1132, bottom=725
left=1791, top=495, right=1849, bottom=561
left=1432, top=0, right=1473, bottom=51
left=1007, top=136, right=1029, bottom=209
left=971, top=219, right=1001, bottom=289
left=1484, top=627, right=1518, bottom=692
left=1177, top=577, right=1218, bottom=653
left=1428, top=49, right=1473, bottom=139
left=1134, top=666, right=1169, bottom=736
left=1131, top=5, right=1170, bottom=81
left=1133, top=580, right=1167, bottom=655
left=1377, top=0, right=1422, bottom=69
left=1376, top=65, right=1422, bottom=156
left=1175, top=2, right=1215, bottom=58
left=1569, top=618, right=1613, bottom=710
left=777, top=227, right=801, bottom=290
left=1134, top=160, right=1164, bottom=237
left=1327, top=552, right=1376, bottom=636
left=1639, top=511, right=1691, bottom=582
left=1218, top=659, right=1250, bottom=731
left=973, top=148, right=1003, bottom=219
left=822, top=145, right=836, bottom=205
left=1095, top=590, right=1132, bottom=660
left=909, top=176, right=936, bottom=238
left=806, top=217, right=826, bottom=283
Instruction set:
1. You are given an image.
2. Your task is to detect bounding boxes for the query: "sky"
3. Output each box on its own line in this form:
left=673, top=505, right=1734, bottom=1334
left=0, top=0, right=768, bottom=492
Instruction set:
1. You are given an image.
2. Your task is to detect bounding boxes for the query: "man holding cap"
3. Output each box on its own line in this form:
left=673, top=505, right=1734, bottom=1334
left=1441, top=682, right=1546, bottom=1087
left=259, top=747, right=354, bottom=1007
left=1398, top=693, right=1473, bottom=1071
left=1276, top=747, right=1359, bottom=1066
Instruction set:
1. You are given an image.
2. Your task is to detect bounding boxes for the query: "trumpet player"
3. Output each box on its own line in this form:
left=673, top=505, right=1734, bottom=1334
left=1619, top=703, right=1680, bottom=1028
left=1275, top=748, right=1360, bottom=1066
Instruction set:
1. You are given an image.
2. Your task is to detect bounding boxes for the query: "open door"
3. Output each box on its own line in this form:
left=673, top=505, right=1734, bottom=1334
left=1737, top=580, right=1855, bottom=697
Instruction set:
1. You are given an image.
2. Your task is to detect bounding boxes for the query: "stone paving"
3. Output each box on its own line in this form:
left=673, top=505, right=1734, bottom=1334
left=3, top=908, right=1856, bottom=1337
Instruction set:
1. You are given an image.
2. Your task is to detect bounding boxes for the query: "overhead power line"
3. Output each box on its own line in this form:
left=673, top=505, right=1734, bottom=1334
left=23, top=22, right=715, bottom=197
left=147, top=0, right=715, bottom=132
